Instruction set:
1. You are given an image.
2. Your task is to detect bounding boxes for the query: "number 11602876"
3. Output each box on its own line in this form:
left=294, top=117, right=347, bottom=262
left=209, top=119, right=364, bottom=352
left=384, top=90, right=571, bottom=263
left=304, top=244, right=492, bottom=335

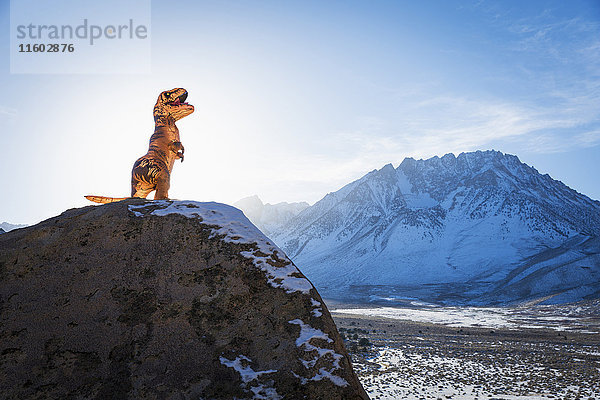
left=18, top=43, right=74, bottom=52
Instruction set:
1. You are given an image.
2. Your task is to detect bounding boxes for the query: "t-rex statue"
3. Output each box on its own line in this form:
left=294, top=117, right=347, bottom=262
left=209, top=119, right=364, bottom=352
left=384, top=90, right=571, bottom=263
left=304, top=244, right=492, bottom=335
left=85, top=88, right=194, bottom=203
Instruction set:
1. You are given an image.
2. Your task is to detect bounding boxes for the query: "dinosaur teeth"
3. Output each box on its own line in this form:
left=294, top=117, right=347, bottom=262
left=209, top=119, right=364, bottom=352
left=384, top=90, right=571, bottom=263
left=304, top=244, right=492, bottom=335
left=169, top=100, right=191, bottom=107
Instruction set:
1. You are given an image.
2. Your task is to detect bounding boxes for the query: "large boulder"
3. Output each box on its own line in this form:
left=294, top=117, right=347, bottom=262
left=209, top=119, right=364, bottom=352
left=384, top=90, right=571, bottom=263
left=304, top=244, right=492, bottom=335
left=0, top=199, right=368, bottom=399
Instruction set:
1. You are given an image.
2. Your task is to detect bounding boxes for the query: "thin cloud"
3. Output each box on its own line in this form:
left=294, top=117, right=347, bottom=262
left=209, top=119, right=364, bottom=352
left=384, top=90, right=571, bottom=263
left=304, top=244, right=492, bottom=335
left=280, top=92, right=599, bottom=190
left=0, top=105, right=17, bottom=118
left=576, top=130, right=600, bottom=147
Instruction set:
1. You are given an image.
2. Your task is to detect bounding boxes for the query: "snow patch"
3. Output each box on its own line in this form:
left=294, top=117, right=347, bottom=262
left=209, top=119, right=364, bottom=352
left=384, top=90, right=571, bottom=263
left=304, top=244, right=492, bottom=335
left=219, top=355, right=280, bottom=400
left=219, top=355, right=277, bottom=383
left=249, top=384, right=281, bottom=400
left=311, top=298, right=323, bottom=317
left=288, top=319, right=348, bottom=387
left=333, top=306, right=517, bottom=329
left=396, top=170, right=438, bottom=209
left=331, top=305, right=600, bottom=333
left=290, top=318, right=333, bottom=347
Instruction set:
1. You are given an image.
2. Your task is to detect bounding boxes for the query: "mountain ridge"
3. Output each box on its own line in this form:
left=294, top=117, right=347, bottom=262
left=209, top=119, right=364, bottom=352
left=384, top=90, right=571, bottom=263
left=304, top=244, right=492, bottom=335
left=234, top=195, right=309, bottom=236
left=0, top=222, right=28, bottom=232
left=268, top=150, right=600, bottom=305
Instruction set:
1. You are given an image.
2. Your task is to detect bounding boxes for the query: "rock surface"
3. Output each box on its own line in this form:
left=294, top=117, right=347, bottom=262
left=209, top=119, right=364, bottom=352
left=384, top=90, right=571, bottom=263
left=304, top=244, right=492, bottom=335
left=0, top=199, right=368, bottom=399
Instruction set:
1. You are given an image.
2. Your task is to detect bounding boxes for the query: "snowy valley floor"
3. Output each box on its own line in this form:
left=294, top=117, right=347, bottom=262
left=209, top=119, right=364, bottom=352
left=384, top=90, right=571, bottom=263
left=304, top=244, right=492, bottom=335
left=329, top=300, right=600, bottom=400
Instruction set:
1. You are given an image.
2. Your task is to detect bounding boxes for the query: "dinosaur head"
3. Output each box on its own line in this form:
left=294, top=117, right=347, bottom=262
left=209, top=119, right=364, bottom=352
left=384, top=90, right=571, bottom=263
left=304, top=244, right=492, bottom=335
left=154, top=88, right=194, bottom=123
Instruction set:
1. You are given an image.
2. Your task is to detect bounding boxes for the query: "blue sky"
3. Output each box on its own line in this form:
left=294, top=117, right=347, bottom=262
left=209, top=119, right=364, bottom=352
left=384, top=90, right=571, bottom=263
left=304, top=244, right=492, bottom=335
left=1, top=0, right=599, bottom=224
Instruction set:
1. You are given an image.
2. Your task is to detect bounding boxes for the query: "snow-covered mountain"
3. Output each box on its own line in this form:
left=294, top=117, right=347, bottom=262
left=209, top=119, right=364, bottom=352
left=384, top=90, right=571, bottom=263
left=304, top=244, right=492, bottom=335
left=271, top=150, right=600, bottom=305
left=0, top=222, right=27, bottom=232
left=234, top=195, right=309, bottom=236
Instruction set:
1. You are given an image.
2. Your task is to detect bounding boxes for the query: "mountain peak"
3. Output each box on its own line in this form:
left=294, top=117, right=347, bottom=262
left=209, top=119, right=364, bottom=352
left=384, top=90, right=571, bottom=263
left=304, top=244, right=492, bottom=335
left=0, top=222, right=28, bottom=232
left=235, top=194, right=264, bottom=207
left=272, top=150, right=600, bottom=305
left=234, top=196, right=310, bottom=236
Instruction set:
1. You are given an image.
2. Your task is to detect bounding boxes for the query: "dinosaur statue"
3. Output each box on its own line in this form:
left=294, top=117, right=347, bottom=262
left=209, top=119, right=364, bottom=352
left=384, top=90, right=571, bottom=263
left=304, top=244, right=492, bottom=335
left=85, top=88, right=194, bottom=203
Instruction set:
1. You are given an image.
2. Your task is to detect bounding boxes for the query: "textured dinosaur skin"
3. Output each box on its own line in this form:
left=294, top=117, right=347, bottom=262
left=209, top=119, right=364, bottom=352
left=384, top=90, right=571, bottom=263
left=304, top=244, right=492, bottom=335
left=85, top=88, right=194, bottom=204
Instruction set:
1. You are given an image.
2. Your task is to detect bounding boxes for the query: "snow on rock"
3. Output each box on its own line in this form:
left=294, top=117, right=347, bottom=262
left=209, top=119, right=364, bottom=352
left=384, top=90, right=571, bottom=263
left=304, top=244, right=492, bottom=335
left=219, top=355, right=277, bottom=383
left=289, top=319, right=348, bottom=387
left=219, top=355, right=281, bottom=400
left=311, top=298, right=324, bottom=317
left=128, top=200, right=313, bottom=294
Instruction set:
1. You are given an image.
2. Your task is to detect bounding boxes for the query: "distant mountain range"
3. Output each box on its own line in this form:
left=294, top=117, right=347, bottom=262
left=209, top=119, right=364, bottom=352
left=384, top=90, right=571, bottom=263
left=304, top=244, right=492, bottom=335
left=0, top=222, right=28, bottom=233
left=237, top=150, right=600, bottom=306
left=234, top=195, right=309, bottom=236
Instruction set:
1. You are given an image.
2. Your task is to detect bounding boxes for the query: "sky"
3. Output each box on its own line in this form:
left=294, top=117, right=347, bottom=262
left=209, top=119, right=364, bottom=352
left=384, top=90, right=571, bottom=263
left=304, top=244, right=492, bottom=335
left=1, top=0, right=599, bottom=225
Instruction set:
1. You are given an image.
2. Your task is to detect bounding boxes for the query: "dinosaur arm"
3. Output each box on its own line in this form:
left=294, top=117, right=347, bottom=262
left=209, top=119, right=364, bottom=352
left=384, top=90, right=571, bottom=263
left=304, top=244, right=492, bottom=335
left=169, top=141, right=185, bottom=162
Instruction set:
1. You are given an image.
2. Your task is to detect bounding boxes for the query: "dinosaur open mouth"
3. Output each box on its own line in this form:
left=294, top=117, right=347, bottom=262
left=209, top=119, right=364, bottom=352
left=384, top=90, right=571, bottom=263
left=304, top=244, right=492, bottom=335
left=169, top=92, right=190, bottom=107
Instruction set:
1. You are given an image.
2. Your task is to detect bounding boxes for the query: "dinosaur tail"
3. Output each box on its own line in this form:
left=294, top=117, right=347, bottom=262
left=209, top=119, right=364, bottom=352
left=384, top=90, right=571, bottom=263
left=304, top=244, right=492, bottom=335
left=84, top=195, right=129, bottom=204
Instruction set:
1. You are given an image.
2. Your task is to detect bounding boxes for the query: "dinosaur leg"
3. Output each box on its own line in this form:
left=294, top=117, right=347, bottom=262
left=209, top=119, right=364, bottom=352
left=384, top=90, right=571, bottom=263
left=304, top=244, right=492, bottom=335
left=131, top=175, right=154, bottom=198
left=154, top=171, right=171, bottom=200
left=131, top=157, right=160, bottom=198
left=132, top=188, right=153, bottom=199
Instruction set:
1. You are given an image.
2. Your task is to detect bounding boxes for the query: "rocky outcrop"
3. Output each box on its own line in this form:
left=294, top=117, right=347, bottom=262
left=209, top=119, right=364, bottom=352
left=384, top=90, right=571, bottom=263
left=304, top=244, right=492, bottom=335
left=0, top=199, right=368, bottom=399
